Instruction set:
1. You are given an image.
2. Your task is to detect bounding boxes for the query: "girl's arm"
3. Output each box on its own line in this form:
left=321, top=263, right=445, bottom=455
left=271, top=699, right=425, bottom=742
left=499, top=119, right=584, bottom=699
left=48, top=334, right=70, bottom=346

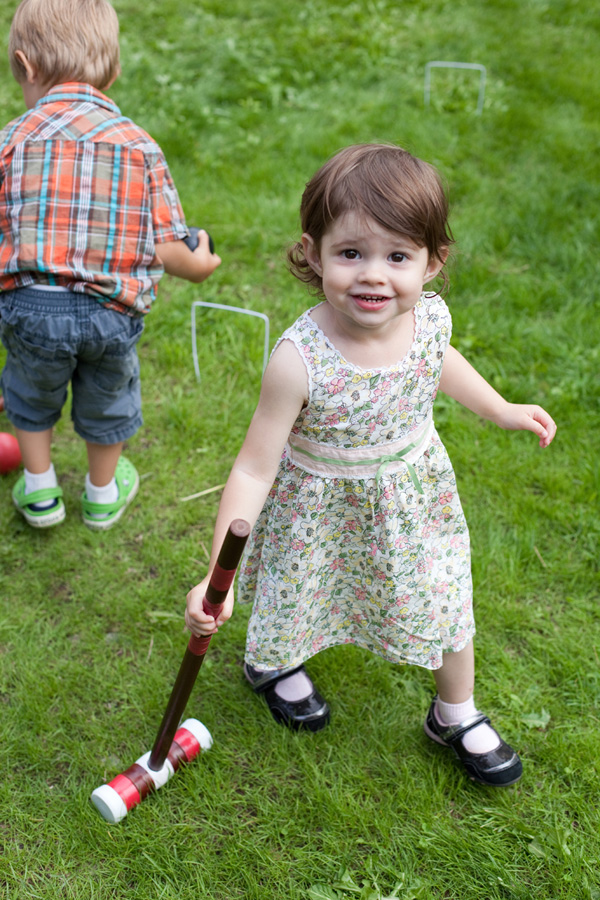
left=156, top=230, right=221, bottom=282
left=439, top=345, right=557, bottom=448
left=185, top=339, right=309, bottom=636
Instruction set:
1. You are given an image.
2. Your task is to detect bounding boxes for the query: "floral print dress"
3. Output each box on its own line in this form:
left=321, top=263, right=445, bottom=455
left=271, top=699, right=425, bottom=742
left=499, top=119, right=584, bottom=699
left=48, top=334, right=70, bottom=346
left=239, top=293, right=475, bottom=671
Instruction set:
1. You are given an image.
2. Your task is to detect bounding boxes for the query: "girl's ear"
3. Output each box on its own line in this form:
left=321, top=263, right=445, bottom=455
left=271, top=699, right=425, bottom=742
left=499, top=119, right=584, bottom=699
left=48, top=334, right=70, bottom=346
left=424, top=245, right=449, bottom=283
left=301, top=233, right=323, bottom=276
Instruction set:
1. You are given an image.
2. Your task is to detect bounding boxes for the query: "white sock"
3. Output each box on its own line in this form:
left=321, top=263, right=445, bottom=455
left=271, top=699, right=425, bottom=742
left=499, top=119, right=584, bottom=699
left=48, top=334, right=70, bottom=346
left=273, top=670, right=314, bottom=702
left=254, top=667, right=314, bottom=702
left=85, top=474, right=118, bottom=518
left=436, top=696, right=500, bottom=754
left=24, top=464, right=58, bottom=509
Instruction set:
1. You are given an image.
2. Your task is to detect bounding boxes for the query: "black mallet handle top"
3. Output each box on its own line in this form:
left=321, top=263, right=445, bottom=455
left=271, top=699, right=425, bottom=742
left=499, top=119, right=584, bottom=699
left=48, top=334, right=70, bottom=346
left=183, top=226, right=215, bottom=254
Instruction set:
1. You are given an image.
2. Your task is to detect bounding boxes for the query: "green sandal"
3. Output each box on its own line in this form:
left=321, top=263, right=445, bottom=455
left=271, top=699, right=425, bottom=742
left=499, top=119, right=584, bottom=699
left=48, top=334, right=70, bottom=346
left=81, top=456, right=139, bottom=531
left=12, top=476, right=66, bottom=528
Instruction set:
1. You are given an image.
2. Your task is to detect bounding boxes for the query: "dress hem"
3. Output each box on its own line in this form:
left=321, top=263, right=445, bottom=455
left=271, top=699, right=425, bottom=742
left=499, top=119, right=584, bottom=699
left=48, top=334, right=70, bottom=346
left=244, top=626, right=476, bottom=674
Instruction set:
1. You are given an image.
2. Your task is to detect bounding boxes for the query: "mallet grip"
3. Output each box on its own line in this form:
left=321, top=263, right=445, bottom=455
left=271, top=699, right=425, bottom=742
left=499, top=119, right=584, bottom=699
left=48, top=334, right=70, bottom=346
left=188, top=519, right=251, bottom=657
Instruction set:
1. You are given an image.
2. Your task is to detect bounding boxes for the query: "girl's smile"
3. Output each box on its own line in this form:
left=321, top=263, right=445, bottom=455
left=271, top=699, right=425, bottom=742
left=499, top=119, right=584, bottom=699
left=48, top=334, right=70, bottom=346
left=354, top=295, right=393, bottom=309
left=302, top=212, right=445, bottom=338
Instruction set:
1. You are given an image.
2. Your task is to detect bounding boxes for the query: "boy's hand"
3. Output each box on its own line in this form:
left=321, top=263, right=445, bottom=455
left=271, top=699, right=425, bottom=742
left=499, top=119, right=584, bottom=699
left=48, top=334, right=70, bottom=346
left=189, top=229, right=221, bottom=278
left=185, top=577, right=234, bottom=637
left=492, top=402, right=557, bottom=448
left=156, top=232, right=222, bottom=283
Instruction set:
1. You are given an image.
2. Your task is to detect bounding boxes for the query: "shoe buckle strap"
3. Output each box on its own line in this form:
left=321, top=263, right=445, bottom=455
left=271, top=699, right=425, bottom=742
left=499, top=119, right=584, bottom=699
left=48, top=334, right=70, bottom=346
left=437, top=712, right=491, bottom=745
left=246, top=663, right=304, bottom=694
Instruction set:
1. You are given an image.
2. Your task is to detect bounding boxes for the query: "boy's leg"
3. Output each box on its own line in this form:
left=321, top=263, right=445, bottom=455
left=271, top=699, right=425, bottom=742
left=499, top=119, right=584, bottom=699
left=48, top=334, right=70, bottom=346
left=82, top=440, right=139, bottom=530
left=12, top=427, right=65, bottom=527
left=74, top=304, right=144, bottom=531
left=15, top=427, right=53, bottom=473
left=0, top=287, right=78, bottom=527
left=425, top=639, right=522, bottom=785
left=86, top=440, right=124, bottom=487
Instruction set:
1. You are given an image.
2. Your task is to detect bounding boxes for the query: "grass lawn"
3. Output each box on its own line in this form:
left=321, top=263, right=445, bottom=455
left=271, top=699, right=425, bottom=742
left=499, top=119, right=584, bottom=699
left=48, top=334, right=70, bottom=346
left=0, top=0, right=599, bottom=897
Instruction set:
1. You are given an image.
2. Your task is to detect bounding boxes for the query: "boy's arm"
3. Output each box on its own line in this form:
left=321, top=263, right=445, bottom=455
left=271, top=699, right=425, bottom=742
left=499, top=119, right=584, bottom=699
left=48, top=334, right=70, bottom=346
left=185, top=339, right=309, bottom=636
left=439, top=345, right=557, bottom=448
left=156, top=229, right=221, bottom=282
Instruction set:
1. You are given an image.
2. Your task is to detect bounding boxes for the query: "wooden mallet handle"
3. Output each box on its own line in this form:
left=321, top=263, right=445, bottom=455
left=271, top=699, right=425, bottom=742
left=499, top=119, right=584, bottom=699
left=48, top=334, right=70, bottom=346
left=148, top=519, right=250, bottom=771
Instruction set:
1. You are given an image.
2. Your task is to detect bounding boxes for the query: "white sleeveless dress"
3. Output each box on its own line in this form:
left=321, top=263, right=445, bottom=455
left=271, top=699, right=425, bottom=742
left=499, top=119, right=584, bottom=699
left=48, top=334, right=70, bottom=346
left=238, top=293, right=475, bottom=671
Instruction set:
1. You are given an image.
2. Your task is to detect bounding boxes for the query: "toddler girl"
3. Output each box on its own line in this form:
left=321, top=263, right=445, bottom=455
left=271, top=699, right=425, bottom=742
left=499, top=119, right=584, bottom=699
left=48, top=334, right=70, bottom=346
left=186, top=143, right=556, bottom=786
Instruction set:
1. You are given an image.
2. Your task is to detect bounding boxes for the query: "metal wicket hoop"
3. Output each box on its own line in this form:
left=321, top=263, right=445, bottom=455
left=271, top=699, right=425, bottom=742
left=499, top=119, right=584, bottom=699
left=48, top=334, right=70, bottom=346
left=424, top=61, right=487, bottom=115
left=191, top=301, right=270, bottom=382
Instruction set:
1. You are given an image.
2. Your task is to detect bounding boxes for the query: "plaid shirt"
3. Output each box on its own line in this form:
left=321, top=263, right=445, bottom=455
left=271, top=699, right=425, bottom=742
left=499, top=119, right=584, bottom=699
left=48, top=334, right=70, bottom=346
left=0, top=83, right=187, bottom=314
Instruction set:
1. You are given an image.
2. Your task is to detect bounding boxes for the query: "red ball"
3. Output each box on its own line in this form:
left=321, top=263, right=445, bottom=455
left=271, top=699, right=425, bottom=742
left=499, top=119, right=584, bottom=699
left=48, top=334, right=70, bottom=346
left=0, top=432, right=21, bottom=474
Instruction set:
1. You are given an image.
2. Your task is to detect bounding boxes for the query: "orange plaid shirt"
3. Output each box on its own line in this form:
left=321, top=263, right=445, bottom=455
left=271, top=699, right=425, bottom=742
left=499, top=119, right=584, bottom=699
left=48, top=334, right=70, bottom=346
left=0, top=83, right=187, bottom=314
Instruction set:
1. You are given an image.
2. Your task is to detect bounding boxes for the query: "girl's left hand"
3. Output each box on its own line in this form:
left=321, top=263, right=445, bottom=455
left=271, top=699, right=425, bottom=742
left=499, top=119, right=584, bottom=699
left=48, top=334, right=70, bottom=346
left=493, top=402, right=557, bottom=448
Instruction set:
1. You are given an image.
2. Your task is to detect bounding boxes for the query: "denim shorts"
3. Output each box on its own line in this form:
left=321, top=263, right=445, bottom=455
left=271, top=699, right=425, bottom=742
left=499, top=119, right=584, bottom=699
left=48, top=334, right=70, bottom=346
left=0, top=287, right=145, bottom=444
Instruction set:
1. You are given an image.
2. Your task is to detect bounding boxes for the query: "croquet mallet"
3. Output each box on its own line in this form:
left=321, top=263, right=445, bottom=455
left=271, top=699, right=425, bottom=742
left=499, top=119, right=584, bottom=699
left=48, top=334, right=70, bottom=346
left=91, top=518, right=250, bottom=823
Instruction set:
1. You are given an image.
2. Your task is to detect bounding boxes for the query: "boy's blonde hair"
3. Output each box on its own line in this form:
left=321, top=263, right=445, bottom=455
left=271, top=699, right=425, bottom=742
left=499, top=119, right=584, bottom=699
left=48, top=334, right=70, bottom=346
left=9, top=0, right=120, bottom=91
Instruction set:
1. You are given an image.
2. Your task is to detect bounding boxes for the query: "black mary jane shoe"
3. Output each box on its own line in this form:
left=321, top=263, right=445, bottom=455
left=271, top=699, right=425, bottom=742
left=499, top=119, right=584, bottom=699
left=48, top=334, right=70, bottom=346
left=424, top=695, right=523, bottom=787
left=244, top=662, right=330, bottom=733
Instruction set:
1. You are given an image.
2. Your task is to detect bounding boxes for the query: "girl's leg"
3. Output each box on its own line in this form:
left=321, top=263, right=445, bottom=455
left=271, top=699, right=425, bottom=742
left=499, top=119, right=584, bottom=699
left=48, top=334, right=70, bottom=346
left=244, top=662, right=330, bottom=732
left=433, top=640, right=499, bottom=754
left=425, top=638, right=523, bottom=785
left=433, top=639, right=474, bottom=704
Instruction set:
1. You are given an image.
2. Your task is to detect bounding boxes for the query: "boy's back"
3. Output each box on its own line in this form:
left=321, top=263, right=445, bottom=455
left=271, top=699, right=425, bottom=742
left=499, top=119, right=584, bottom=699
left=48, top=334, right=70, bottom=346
left=0, top=81, right=187, bottom=314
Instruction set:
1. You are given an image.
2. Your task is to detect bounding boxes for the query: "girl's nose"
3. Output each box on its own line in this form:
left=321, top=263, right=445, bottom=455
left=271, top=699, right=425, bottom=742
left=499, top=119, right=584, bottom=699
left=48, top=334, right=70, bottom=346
left=358, top=257, right=386, bottom=283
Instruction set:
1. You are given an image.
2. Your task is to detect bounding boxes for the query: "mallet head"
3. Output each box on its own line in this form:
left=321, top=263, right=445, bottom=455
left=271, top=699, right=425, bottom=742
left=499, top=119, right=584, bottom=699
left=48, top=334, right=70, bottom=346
left=90, top=718, right=212, bottom=823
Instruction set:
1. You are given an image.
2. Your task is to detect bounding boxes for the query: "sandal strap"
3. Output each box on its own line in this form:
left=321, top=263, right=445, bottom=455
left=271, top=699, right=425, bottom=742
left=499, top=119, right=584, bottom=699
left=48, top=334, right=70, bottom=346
left=16, top=485, right=63, bottom=509
left=435, top=712, right=492, bottom=746
left=246, top=663, right=305, bottom=694
left=81, top=495, right=127, bottom=516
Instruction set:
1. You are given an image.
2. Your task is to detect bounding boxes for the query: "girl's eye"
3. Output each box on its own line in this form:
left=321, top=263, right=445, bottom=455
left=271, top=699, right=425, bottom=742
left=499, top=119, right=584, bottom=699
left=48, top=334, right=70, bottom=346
left=342, top=249, right=360, bottom=259
left=390, top=252, right=407, bottom=263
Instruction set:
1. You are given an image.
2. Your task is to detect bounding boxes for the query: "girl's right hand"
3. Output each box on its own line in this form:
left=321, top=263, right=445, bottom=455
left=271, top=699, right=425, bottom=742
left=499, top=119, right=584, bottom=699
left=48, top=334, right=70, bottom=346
left=185, top=577, right=235, bottom=637
left=183, top=338, right=309, bottom=640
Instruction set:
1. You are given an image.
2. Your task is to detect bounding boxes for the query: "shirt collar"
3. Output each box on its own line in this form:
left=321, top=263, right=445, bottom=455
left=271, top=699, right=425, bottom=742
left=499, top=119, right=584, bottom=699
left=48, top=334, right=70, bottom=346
left=37, top=82, right=121, bottom=115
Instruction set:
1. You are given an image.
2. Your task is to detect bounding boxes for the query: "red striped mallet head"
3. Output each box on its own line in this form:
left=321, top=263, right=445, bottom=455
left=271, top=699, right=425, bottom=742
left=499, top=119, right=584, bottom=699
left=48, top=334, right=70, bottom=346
left=90, top=719, right=212, bottom=824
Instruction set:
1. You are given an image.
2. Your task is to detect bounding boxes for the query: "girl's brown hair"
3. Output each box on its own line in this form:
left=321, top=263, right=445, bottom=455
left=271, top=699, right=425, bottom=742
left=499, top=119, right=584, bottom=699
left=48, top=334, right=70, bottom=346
left=288, top=143, right=454, bottom=295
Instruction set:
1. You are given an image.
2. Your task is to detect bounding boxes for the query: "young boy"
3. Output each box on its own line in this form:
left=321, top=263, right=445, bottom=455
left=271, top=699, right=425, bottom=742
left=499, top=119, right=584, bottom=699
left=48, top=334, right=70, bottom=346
left=0, top=0, right=221, bottom=529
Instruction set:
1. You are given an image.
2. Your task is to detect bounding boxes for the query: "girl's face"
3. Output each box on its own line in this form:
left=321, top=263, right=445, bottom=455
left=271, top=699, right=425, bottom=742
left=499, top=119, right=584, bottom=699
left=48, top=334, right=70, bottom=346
left=302, top=212, right=445, bottom=335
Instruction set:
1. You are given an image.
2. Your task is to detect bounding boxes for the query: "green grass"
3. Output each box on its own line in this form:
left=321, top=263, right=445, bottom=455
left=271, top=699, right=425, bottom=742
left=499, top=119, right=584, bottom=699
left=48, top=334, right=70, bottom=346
left=0, top=0, right=599, bottom=897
